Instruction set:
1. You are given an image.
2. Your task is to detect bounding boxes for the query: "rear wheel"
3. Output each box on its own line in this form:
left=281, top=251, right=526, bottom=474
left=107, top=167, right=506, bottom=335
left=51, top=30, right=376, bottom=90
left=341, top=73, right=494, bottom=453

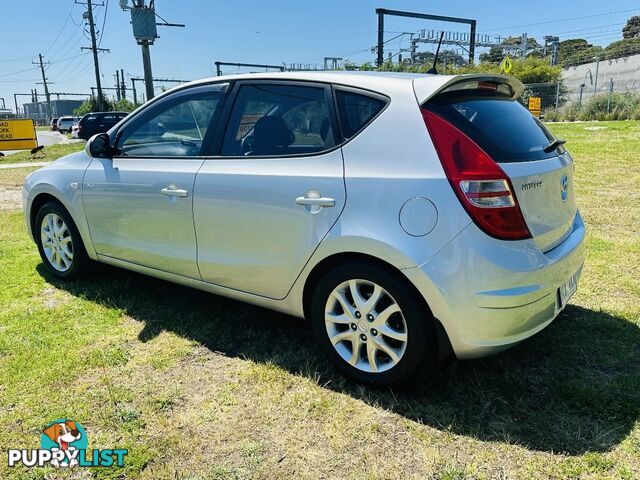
left=310, top=262, right=435, bottom=386
left=35, top=202, right=89, bottom=279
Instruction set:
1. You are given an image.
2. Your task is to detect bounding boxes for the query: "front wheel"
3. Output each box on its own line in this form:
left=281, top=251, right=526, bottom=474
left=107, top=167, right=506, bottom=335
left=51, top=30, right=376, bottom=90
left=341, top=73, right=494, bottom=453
left=310, top=263, right=435, bottom=386
left=35, top=202, right=90, bottom=279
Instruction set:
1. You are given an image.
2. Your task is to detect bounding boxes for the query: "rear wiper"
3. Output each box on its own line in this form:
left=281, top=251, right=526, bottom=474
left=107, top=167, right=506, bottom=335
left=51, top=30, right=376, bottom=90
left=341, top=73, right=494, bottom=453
left=543, top=138, right=566, bottom=153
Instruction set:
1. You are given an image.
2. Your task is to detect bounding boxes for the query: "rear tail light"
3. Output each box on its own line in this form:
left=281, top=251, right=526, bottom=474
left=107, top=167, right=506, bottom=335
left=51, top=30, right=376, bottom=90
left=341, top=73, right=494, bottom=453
left=421, top=108, right=531, bottom=240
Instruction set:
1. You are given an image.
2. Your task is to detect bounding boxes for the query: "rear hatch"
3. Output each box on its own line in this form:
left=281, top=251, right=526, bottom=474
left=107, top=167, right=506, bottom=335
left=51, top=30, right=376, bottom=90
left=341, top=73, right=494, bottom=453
left=417, top=75, right=576, bottom=252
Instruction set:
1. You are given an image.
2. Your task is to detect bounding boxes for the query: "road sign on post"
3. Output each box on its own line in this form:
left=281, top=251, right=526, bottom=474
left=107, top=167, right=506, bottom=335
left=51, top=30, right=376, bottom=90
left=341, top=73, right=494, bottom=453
left=0, top=119, right=37, bottom=150
left=528, top=97, right=541, bottom=117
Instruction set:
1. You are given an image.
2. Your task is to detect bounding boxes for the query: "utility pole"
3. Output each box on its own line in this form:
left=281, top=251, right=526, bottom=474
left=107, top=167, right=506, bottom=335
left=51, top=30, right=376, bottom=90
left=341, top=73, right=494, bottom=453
left=521, top=33, right=528, bottom=58
left=33, top=53, right=53, bottom=120
left=115, top=70, right=122, bottom=100
left=140, top=39, right=154, bottom=101
left=121, top=0, right=184, bottom=102
left=544, top=35, right=560, bottom=66
left=79, top=0, right=109, bottom=111
left=120, top=68, right=126, bottom=100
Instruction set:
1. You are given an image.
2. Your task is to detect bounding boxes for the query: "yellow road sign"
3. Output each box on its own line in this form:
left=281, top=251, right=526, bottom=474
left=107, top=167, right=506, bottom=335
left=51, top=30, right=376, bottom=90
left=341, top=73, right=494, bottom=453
left=528, top=97, right=542, bottom=116
left=500, top=56, right=513, bottom=74
left=0, top=119, right=37, bottom=150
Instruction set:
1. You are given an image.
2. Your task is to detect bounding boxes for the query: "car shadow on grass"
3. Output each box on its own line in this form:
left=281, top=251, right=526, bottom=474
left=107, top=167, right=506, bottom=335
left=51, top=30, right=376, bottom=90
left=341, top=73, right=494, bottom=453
left=42, top=263, right=640, bottom=456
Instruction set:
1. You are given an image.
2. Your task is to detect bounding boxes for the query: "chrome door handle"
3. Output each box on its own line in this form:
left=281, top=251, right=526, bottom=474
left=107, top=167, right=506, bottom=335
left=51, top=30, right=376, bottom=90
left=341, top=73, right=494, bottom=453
left=295, top=195, right=335, bottom=207
left=161, top=187, right=188, bottom=198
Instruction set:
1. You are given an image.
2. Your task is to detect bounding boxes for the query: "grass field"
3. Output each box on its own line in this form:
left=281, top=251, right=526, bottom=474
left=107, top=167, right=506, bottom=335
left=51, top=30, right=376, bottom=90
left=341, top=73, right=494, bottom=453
left=0, top=142, right=84, bottom=166
left=0, top=121, right=638, bottom=479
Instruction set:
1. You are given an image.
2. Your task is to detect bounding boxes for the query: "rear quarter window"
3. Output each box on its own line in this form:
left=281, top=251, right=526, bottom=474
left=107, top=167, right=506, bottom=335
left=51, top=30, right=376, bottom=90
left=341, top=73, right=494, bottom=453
left=335, top=89, right=387, bottom=139
left=424, top=94, right=557, bottom=162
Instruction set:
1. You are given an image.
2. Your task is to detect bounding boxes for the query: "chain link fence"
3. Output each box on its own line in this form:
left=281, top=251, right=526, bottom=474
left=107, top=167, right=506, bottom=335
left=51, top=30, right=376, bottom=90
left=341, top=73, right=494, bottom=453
left=522, top=80, right=640, bottom=121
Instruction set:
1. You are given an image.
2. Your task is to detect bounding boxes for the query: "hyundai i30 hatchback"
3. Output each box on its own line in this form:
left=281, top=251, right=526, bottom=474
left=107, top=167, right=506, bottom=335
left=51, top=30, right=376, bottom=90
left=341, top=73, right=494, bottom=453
left=23, top=71, right=585, bottom=385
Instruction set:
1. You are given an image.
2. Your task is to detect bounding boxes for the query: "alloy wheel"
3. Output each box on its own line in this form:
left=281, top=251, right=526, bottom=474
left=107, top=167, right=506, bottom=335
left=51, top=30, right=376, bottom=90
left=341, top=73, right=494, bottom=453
left=324, top=279, right=408, bottom=373
left=41, top=213, right=74, bottom=272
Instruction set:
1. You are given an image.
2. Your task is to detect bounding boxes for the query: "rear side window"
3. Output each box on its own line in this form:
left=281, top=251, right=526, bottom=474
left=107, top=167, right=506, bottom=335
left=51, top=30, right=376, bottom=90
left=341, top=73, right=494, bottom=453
left=222, top=83, right=335, bottom=157
left=424, top=95, right=556, bottom=162
left=335, top=90, right=386, bottom=139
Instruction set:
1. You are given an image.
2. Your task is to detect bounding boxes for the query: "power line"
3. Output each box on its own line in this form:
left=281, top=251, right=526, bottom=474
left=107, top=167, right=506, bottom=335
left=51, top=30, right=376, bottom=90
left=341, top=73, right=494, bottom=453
left=552, top=22, right=625, bottom=36
left=55, top=53, right=97, bottom=84
left=0, top=55, right=37, bottom=63
left=48, top=18, right=86, bottom=61
left=49, top=52, right=90, bottom=66
left=50, top=51, right=91, bottom=81
left=479, top=7, right=640, bottom=33
left=0, top=66, right=36, bottom=78
left=98, top=0, right=109, bottom=47
left=44, top=3, right=77, bottom=56
left=77, top=0, right=109, bottom=110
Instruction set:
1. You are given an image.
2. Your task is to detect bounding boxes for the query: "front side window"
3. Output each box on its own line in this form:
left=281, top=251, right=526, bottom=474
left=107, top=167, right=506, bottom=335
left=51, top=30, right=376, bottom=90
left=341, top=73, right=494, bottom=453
left=222, top=83, right=335, bottom=156
left=117, top=85, right=227, bottom=157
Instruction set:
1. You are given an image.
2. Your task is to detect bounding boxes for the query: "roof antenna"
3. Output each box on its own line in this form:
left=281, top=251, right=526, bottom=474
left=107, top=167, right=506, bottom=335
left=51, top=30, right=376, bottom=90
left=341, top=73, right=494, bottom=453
left=426, top=31, right=445, bottom=74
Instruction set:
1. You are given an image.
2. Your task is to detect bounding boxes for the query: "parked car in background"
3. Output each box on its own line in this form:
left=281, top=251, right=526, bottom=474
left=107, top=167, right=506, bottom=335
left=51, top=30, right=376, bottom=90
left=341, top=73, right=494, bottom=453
left=71, top=123, right=80, bottom=139
left=56, top=116, right=77, bottom=134
left=50, top=117, right=59, bottom=131
left=22, top=72, right=585, bottom=385
left=77, top=111, right=129, bottom=140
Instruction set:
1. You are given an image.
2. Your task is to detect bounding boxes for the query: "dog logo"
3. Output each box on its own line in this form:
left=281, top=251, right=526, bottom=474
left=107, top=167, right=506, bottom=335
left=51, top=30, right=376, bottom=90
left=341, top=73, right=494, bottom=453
left=40, top=419, right=88, bottom=468
left=8, top=418, right=127, bottom=469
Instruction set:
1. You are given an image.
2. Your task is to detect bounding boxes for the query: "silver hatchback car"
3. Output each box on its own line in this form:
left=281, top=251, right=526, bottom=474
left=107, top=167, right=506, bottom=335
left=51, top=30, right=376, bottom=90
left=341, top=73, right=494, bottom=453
left=23, top=71, right=585, bottom=385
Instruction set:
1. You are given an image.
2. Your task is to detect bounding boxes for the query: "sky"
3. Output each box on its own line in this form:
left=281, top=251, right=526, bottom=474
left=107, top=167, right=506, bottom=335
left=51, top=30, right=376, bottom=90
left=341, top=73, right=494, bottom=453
left=1, top=0, right=639, bottom=113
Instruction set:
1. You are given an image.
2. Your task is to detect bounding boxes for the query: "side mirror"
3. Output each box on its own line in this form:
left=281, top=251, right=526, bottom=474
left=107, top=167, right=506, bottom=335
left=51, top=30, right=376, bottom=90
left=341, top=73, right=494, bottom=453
left=86, top=133, right=114, bottom=158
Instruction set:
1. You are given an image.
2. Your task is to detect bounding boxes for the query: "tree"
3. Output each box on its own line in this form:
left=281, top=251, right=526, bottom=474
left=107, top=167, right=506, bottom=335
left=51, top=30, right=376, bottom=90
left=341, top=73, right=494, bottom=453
left=479, top=47, right=505, bottom=63
left=603, top=38, right=640, bottom=60
left=73, top=97, right=114, bottom=116
left=557, top=39, right=603, bottom=66
left=479, top=36, right=541, bottom=62
left=413, top=49, right=465, bottom=68
left=622, top=15, right=640, bottom=39
left=113, top=98, right=138, bottom=112
left=451, top=57, right=561, bottom=83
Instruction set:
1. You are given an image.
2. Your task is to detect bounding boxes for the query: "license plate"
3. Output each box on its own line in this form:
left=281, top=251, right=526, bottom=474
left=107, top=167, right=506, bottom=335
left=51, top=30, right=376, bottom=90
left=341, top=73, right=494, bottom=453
left=558, top=271, right=579, bottom=308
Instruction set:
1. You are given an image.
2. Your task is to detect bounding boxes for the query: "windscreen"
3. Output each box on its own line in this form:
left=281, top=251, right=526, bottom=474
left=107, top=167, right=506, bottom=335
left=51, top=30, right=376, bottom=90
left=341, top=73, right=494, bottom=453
left=424, top=93, right=558, bottom=162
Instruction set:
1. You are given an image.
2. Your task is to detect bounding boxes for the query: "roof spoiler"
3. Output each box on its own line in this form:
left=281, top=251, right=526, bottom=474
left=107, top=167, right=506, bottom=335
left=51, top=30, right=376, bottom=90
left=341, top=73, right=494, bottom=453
left=413, top=74, right=524, bottom=104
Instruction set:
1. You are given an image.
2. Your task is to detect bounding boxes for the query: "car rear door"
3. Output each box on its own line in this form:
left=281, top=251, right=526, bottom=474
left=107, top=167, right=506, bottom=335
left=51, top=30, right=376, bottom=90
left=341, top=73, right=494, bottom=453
left=193, top=81, right=346, bottom=299
left=83, top=84, right=228, bottom=278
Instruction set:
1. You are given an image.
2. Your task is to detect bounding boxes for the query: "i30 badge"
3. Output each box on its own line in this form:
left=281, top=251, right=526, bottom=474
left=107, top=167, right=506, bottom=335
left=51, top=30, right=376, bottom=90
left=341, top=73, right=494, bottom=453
left=560, top=174, right=569, bottom=202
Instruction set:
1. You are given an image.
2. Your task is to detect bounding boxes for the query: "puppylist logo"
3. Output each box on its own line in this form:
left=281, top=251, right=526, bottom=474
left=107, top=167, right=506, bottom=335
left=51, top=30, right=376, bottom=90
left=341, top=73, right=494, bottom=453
left=8, top=419, right=127, bottom=468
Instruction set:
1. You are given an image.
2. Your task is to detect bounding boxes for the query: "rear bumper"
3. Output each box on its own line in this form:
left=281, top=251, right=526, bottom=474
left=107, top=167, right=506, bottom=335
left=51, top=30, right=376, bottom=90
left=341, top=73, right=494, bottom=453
left=403, top=211, right=586, bottom=359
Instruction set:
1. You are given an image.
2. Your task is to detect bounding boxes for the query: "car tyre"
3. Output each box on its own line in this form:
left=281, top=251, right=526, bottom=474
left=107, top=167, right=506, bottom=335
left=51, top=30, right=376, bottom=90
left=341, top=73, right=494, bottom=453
left=35, top=202, right=90, bottom=280
left=310, top=262, right=436, bottom=386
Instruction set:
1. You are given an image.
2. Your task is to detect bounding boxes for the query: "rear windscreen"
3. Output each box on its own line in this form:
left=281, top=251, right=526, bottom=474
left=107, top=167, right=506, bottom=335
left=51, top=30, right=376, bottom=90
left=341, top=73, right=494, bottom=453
left=424, top=94, right=558, bottom=162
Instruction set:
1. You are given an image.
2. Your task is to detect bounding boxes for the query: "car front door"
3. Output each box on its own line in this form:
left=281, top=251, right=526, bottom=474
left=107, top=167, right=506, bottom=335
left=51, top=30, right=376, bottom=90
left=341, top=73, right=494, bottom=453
left=193, top=81, right=346, bottom=299
left=83, top=83, right=228, bottom=279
